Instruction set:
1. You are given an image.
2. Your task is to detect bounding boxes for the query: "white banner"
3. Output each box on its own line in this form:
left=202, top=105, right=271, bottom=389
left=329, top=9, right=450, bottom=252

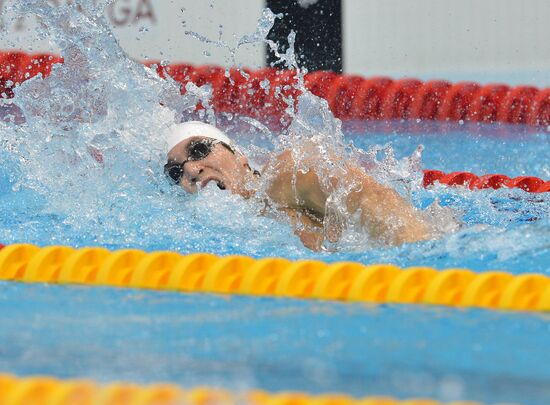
left=2, top=0, right=550, bottom=83
left=0, top=0, right=265, bottom=67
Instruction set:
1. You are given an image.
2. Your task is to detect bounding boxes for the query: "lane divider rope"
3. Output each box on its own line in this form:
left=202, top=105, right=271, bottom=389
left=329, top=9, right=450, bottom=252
left=2, top=50, right=550, bottom=129
left=0, top=373, right=511, bottom=405
left=1, top=53, right=548, bottom=194
left=423, top=170, right=550, bottom=193
left=1, top=244, right=550, bottom=312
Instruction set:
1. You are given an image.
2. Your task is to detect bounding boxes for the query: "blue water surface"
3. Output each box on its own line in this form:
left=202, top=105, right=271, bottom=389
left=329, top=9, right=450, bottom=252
left=1, top=127, right=548, bottom=273
left=1, top=283, right=550, bottom=405
left=1, top=124, right=549, bottom=405
left=0, top=3, right=549, bottom=404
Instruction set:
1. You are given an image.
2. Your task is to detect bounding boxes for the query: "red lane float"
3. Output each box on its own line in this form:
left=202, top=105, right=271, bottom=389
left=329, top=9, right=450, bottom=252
left=0, top=51, right=548, bottom=193
left=4, top=50, right=550, bottom=128
left=423, top=170, right=550, bottom=193
left=0, top=51, right=63, bottom=98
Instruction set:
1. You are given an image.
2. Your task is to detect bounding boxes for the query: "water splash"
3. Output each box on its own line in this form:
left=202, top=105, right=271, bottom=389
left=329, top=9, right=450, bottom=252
left=1, top=1, right=196, bottom=233
left=185, top=8, right=282, bottom=78
left=0, top=1, right=310, bottom=256
left=0, top=1, right=547, bottom=261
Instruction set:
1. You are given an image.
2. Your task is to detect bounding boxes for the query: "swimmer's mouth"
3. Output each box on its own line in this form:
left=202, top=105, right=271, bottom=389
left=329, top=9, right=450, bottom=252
left=201, top=177, right=226, bottom=190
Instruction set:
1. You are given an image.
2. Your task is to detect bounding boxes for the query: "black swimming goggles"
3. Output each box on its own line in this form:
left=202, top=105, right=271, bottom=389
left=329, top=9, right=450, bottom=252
left=164, top=138, right=234, bottom=184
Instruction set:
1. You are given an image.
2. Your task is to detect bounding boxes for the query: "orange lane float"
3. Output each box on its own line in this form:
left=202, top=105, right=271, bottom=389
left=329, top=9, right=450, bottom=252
left=0, top=373, right=509, bottom=405
left=1, top=244, right=550, bottom=312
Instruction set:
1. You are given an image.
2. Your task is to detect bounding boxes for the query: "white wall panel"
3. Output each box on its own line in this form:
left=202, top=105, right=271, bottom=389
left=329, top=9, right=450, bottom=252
left=2, top=0, right=550, bottom=84
left=343, top=0, right=550, bottom=81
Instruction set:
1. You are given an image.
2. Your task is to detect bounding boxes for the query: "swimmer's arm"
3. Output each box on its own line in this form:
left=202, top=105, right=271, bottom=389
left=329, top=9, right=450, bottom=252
left=346, top=169, right=430, bottom=245
left=267, top=149, right=428, bottom=246
left=280, top=208, right=325, bottom=251
left=285, top=161, right=429, bottom=245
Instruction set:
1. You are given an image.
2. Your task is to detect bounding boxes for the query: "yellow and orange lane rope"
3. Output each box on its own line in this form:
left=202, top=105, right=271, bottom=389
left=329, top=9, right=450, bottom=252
left=0, top=243, right=549, bottom=312
left=0, top=374, right=512, bottom=405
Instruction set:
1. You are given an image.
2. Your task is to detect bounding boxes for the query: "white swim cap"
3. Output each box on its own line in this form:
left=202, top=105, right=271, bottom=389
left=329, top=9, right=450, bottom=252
left=165, top=121, right=232, bottom=154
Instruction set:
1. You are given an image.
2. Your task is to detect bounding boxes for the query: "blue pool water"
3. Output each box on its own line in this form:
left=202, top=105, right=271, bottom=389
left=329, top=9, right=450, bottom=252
left=2, top=283, right=550, bottom=405
left=2, top=125, right=548, bottom=272
left=1, top=1, right=550, bottom=404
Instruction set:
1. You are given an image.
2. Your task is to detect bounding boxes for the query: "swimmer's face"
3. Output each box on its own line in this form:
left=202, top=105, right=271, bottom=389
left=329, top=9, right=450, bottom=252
left=166, top=137, right=253, bottom=196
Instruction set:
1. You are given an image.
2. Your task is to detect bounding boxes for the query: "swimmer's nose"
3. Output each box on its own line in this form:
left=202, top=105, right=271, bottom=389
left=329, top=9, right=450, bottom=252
left=191, top=169, right=203, bottom=184
left=183, top=161, right=204, bottom=184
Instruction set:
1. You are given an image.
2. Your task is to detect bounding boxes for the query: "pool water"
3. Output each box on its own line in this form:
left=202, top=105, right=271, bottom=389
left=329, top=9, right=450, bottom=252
left=2, top=283, right=550, bottom=405
left=1, top=125, right=548, bottom=272
left=1, top=1, right=550, bottom=404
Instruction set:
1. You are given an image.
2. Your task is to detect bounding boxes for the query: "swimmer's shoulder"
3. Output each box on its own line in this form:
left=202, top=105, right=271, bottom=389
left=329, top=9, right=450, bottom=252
left=265, top=149, right=294, bottom=171
left=261, top=149, right=330, bottom=214
left=260, top=150, right=295, bottom=206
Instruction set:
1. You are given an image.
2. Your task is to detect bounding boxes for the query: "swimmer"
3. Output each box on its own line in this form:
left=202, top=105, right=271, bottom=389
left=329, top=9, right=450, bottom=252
left=164, top=121, right=430, bottom=251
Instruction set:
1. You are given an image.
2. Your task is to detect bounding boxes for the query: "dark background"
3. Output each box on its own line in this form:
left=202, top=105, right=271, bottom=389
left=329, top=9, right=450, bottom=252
left=266, top=0, right=342, bottom=72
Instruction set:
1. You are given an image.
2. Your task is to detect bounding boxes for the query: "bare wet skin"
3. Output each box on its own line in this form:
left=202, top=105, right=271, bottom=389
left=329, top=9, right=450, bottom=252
left=167, top=133, right=432, bottom=251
